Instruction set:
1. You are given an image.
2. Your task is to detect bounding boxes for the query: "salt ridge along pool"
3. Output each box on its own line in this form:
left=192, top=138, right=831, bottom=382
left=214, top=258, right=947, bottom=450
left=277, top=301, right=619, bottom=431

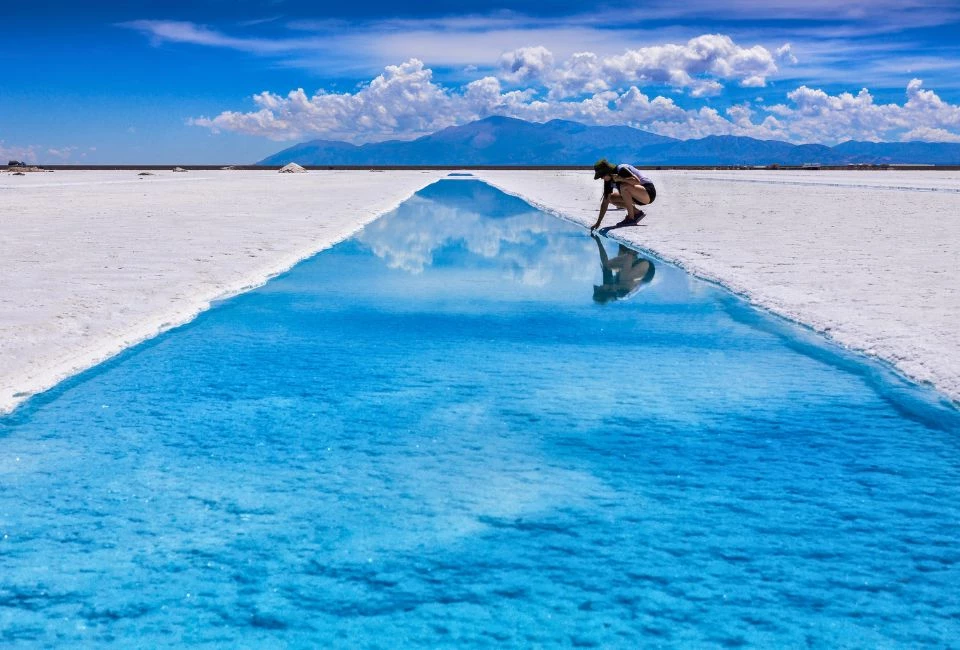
left=1, top=179, right=958, bottom=647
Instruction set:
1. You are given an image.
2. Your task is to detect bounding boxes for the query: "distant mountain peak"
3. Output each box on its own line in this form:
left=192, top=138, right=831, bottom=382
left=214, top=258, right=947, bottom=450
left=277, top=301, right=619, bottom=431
left=475, top=115, right=527, bottom=125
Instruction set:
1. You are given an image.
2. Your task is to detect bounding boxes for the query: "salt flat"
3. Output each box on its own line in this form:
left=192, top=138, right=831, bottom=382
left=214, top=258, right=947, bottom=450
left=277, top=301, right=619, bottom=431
left=474, top=169, right=960, bottom=403
left=0, top=170, right=444, bottom=413
left=1, top=168, right=958, bottom=413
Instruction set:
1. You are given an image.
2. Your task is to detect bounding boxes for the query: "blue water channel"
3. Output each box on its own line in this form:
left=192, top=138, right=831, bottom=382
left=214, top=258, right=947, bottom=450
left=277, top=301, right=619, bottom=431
left=1, top=179, right=958, bottom=647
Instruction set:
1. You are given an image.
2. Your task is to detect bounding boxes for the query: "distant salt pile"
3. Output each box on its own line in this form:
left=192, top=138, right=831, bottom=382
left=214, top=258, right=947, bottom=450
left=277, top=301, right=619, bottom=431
left=278, top=163, right=307, bottom=173
left=4, top=166, right=48, bottom=173
left=172, top=167, right=188, bottom=173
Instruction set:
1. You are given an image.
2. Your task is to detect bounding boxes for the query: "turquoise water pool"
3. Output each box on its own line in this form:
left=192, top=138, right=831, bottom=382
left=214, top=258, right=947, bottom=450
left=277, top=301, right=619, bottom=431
left=1, top=180, right=958, bottom=647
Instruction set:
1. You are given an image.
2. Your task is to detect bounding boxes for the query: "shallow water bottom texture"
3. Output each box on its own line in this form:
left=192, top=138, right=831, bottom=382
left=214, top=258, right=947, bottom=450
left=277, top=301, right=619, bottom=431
left=1, top=180, right=958, bottom=648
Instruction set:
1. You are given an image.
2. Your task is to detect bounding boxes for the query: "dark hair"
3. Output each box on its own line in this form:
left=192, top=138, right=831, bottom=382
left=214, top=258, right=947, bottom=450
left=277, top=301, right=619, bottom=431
left=593, top=159, right=617, bottom=179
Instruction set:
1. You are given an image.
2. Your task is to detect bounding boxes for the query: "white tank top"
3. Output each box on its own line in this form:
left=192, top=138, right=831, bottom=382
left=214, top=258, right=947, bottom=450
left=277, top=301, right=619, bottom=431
left=617, top=164, right=653, bottom=185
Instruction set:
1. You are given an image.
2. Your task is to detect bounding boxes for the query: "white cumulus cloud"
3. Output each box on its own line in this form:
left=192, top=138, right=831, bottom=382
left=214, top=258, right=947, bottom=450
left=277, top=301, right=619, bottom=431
left=902, top=126, right=960, bottom=143
left=192, top=60, right=460, bottom=141
left=498, top=46, right=555, bottom=83
left=190, top=56, right=960, bottom=146
left=775, top=44, right=799, bottom=65
left=498, top=35, right=786, bottom=99
left=761, top=79, right=960, bottom=142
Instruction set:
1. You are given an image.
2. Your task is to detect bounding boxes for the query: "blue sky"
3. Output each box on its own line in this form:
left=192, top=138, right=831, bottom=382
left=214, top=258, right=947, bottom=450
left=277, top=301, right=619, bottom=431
left=3, top=0, right=960, bottom=163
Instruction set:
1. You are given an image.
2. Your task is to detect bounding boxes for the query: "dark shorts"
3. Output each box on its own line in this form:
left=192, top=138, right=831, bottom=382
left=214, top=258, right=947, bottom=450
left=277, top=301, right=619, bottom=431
left=641, top=182, right=656, bottom=204
left=609, top=181, right=657, bottom=205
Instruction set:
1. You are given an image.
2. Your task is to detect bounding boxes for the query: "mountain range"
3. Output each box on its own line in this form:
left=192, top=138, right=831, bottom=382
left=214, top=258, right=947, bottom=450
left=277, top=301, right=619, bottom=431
left=258, top=116, right=960, bottom=166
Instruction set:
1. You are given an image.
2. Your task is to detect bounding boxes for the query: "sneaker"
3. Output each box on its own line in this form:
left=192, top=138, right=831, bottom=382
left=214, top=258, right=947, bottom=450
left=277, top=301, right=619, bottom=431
left=614, top=211, right=646, bottom=227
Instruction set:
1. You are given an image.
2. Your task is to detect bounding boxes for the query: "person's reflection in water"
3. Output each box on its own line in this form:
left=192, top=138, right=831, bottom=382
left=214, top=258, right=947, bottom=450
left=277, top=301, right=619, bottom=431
left=592, top=234, right=656, bottom=303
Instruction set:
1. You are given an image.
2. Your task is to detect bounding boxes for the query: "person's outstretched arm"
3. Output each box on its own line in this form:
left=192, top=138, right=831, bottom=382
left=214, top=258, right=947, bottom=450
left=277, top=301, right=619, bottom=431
left=592, top=233, right=610, bottom=266
left=590, top=195, right=610, bottom=230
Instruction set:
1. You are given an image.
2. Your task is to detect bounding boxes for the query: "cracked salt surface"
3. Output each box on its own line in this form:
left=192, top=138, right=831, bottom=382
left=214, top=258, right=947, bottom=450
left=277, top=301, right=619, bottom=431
left=1, top=180, right=957, bottom=647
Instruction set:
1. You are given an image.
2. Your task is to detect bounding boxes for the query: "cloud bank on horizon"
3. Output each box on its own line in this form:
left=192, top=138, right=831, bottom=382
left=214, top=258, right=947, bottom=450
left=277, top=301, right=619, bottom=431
left=119, top=16, right=960, bottom=146
left=186, top=55, right=960, bottom=146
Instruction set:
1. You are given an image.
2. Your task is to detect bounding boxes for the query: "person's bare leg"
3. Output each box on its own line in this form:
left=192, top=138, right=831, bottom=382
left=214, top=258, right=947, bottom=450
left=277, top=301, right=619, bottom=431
left=609, top=193, right=626, bottom=210
left=620, top=184, right=638, bottom=220
left=622, top=184, right=652, bottom=222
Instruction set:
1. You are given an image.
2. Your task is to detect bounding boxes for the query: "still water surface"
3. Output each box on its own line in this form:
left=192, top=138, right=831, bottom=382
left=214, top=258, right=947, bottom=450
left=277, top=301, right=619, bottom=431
left=1, top=180, right=958, bottom=647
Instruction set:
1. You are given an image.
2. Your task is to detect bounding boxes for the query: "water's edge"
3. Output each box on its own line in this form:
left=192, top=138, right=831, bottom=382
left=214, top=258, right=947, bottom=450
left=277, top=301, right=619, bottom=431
left=0, top=179, right=439, bottom=416
left=476, top=178, right=960, bottom=410
left=3, top=178, right=957, bottom=425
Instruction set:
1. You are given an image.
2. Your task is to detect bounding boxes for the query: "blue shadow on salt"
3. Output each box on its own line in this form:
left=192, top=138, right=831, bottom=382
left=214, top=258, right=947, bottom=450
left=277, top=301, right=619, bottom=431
left=1, top=179, right=958, bottom=647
